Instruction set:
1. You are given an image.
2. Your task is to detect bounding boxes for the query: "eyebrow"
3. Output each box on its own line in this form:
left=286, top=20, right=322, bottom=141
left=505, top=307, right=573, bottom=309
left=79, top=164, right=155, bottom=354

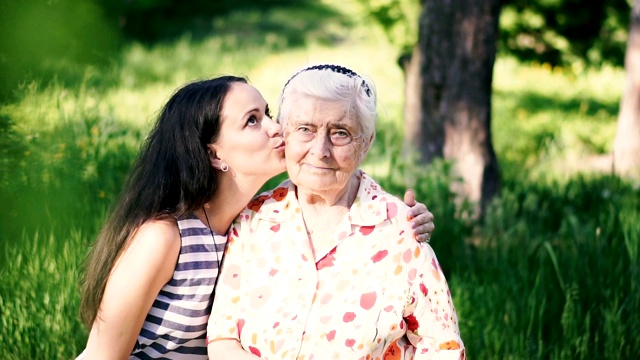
left=328, top=122, right=353, bottom=128
left=243, top=108, right=259, bottom=117
left=290, top=123, right=357, bottom=136
left=241, top=105, right=267, bottom=121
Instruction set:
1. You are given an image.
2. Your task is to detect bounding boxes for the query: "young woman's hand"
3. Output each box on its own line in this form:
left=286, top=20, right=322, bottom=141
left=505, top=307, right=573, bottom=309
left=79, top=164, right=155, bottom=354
left=404, top=189, right=435, bottom=242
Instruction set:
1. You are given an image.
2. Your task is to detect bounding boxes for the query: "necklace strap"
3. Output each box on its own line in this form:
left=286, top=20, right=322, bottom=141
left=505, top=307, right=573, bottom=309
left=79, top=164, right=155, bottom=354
left=202, top=206, right=227, bottom=303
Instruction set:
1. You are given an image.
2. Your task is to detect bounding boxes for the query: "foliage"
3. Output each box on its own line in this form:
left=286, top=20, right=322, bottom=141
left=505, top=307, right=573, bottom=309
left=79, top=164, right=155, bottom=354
left=354, top=0, right=421, bottom=55
left=357, top=0, right=630, bottom=67
left=0, top=0, right=121, bottom=102
left=499, top=0, right=631, bottom=66
left=93, top=0, right=330, bottom=42
left=0, top=0, right=343, bottom=103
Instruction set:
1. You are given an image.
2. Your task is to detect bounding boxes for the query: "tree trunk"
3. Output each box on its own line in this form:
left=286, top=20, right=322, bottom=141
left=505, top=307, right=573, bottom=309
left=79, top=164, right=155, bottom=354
left=614, top=0, right=640, bottom=177
left=401, top=46, right=422, bottom=153
left=409, top=0, right=501, bottom=211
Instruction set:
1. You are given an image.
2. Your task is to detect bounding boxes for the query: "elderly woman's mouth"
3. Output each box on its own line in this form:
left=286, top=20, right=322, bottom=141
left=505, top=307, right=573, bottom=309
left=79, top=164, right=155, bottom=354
left=303, top=164, right=335, bottom=171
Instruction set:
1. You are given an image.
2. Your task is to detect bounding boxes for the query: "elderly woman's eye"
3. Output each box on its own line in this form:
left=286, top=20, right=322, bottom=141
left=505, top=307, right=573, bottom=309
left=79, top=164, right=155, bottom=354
left=331, top=130, right=352, bottom=141
left=293, top=126, right=314, bottom=141
left=330, top=129, right=353, bottom=146
left=333, top=130, right=350, bottom=138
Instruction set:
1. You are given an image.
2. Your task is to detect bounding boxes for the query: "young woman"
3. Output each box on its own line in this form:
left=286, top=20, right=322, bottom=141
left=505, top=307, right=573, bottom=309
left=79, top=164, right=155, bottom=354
left=78, top=76, right=434, bottom=359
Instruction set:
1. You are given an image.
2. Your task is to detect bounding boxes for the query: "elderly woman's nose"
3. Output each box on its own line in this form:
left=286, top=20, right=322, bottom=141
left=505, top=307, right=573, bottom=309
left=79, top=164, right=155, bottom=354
left=310, top=132, right=332, bottom=157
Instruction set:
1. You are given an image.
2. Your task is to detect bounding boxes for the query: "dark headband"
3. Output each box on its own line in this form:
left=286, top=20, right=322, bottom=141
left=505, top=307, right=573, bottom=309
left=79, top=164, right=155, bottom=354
left=283, top=64, right=372, bottom=97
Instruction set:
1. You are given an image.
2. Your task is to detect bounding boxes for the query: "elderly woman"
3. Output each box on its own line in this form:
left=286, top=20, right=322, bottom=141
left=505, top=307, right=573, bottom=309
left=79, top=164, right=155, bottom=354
left=207, top=65, right=464, bottom=359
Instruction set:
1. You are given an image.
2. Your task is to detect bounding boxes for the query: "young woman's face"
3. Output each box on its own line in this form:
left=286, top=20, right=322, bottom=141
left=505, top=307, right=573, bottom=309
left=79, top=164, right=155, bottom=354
left=211, top=82, right=286, bottom=183
left=283, top=94, right=368, bottom=195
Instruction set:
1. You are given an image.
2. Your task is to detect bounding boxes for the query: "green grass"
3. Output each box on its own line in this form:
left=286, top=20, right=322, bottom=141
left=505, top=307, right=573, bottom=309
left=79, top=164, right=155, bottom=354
left=492, top=59, right=622, bottom=179
left=1, top=1, right=639, bottom=358
left=1, top=230, right=88, bottom=358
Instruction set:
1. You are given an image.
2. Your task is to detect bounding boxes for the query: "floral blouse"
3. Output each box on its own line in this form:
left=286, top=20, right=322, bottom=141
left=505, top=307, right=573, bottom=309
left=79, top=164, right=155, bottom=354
left=207, top=171, right=464, bottom=359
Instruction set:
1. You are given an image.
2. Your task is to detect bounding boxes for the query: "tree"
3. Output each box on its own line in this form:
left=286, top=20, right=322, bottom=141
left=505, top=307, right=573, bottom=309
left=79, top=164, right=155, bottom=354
left=614, top=0, right=640, bottom=177
left=406, top=0, right=501, bottom=210
left=499, top=0, right=629, bottom=67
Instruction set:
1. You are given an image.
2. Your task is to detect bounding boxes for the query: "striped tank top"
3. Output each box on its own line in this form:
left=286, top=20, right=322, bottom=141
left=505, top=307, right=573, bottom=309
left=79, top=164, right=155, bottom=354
left=130, top=213, right=227, bottom=359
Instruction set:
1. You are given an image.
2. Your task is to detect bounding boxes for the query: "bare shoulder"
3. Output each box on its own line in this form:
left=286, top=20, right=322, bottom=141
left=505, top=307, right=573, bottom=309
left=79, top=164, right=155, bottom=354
left=117, top=217, right=181, bottom=274
left=135, top=217, right=180, bottom=244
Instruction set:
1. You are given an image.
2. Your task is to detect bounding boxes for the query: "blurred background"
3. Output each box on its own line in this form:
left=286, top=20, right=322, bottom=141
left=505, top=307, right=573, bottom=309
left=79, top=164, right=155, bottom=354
left=0, top=0, right=638, bottom=358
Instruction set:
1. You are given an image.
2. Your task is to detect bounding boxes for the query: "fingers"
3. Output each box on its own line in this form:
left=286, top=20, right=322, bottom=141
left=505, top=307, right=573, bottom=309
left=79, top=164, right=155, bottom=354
left=404, top=189, right=417, bottom=207
left=404, top=190, right=435, bottom=243
left=413, top=222, right=435, bottom=234
left=411, top=212, right=435, bottom=243
left=414, top=233, right=431, bottom=243
left=411, top=209, right=434, bottom=228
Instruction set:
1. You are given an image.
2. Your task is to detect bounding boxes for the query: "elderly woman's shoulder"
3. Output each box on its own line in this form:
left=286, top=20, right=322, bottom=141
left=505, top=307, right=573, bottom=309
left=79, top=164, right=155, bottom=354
left=359, top=172, right=409, bottom=202
left=358, top=172, right=412, bottom=221
left=244, top=179, right=295, bottom=214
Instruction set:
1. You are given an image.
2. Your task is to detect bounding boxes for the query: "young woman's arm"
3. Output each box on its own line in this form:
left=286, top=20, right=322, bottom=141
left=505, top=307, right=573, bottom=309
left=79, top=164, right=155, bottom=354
left=82, top=219, right=181, bottom=359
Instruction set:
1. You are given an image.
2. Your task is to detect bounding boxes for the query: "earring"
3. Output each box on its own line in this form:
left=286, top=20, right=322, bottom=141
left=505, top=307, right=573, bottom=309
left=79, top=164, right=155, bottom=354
left=220, top=162, right=229, bottom=172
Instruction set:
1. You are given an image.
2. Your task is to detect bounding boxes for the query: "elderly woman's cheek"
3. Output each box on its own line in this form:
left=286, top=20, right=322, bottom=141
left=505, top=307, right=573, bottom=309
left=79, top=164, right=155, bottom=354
left=339, top=147, right=361, bottom=172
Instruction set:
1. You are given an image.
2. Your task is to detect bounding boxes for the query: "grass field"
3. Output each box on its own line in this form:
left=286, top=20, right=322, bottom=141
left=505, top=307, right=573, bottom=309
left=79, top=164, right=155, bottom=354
left=0, top=1, right=638, bottom=359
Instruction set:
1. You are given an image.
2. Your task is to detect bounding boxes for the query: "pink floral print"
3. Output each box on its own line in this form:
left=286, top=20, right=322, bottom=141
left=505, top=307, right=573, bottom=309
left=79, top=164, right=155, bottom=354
left=207, top=171, right=464, bottom=359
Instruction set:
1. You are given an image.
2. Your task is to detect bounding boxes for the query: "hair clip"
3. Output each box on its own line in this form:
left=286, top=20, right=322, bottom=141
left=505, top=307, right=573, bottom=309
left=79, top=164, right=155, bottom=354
left=361, top=79, right=371, bottom=97
left=283, top=64, right=372, bottom=97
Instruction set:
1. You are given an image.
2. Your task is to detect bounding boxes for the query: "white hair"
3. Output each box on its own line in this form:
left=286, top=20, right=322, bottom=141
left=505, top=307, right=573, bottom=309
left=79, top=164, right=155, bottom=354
left=277, top=65, right=377, bottom=142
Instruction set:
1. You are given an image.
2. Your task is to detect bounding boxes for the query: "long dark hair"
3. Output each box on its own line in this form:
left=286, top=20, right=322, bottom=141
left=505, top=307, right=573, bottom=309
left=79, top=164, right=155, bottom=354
left=80, top=76, right=247, bottom=328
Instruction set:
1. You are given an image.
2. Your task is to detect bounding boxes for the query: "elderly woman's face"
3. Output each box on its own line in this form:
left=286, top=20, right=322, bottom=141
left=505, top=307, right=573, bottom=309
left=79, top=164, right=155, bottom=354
left=283, top=94, right=367, bottom=195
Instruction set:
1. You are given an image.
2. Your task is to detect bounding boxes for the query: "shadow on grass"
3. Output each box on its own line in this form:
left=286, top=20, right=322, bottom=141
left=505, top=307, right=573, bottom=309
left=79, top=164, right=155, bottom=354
left=497, top=89, right=619, bottom=119
left=125, top=2, right=349, bottom=48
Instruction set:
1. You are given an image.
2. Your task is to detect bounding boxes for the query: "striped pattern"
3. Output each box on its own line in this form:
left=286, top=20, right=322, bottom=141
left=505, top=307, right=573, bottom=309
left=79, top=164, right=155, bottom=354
left=130, top=213, right=226, bottom=360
